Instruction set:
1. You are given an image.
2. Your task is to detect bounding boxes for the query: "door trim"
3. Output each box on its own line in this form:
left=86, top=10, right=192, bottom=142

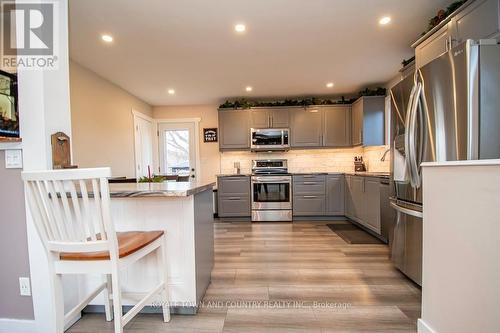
left=132, top=110, right=156, bottom=179
left=156, top=118, right=201, bottom=181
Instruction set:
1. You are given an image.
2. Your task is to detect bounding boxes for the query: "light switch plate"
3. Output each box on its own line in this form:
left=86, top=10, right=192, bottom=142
left=5, top=149, right=23, bottom=169
left=19, top=277, right=31, bottom=296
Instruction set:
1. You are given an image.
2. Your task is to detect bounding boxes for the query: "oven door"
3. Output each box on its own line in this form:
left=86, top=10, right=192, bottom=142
left=251, top=176, right=292, bottom=210
left=251, top=129, right=290, bottom=151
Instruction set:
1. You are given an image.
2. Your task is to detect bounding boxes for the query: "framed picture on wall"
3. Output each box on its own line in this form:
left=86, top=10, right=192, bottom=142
left=203, top=128, right=218, bottom=143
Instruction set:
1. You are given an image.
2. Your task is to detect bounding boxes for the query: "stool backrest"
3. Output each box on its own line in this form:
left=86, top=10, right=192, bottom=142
left=22, top=168, right=118, bottom=258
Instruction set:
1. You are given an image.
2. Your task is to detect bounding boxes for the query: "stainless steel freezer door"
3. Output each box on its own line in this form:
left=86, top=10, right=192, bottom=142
left=390, top=200, right=423, bottom=286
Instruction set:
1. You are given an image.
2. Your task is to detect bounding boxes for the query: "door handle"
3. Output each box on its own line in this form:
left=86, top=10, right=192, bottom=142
left=390, top=201, right=423, bottom=218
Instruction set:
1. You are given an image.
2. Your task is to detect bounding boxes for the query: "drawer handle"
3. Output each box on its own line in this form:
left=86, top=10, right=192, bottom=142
left=303, top=182, right=318, bottom=185
left=228, top=197, right=241, bottom=200
left=302, top=175, right=315, bottom=178
left=303, top=195, right=318, bottom=199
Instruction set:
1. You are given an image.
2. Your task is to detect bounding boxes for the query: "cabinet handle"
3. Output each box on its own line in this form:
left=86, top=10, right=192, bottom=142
left=303, top=182, right=318, bottom=185
left=303, top=195, right=318, bottom=199
left=228, top=197, right=241, bottom=200
left=303, top=175, right=315, bottom=178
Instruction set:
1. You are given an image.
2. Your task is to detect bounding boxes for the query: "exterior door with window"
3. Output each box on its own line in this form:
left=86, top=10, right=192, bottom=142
left=158, top=122, right=197, bottom=180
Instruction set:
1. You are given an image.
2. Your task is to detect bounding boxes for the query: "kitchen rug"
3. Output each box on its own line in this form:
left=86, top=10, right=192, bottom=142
left=327, top=222, right=384, bottom=244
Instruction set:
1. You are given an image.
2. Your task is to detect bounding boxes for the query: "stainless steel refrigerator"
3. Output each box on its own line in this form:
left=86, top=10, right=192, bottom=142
left=389, top=40, right=500, bottom=286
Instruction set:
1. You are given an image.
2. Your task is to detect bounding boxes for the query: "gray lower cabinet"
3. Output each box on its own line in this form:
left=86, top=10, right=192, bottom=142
left=364, top=178, right=381, bottom=233
left=290, top=108, right=323, bottom=147
left=344, top=175, right=354, bottom=218
left=218, top=109, right=250, bottom=150
left=326, top=175, right=345, bottom=215
left=217, top=176, right=251, bottom=217
left=323, top=106, right=351, bottom=147
left=293, top=174, right=326, bottom=216
left=344, top=175, right=382, bottom=234
left=293, top=174, right=344, bottom=216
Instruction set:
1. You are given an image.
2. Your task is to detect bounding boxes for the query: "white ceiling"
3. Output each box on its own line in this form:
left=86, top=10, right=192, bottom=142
left=69, top=0, right=450, bottom=106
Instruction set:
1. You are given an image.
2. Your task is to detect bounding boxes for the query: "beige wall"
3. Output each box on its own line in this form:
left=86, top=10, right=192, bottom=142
left=70, top=60, right=153, bottom=178
left=153, top=105, right=220, bottom=182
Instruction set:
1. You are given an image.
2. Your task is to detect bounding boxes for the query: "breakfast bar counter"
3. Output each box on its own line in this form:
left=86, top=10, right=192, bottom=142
left=78, top=181, right=216, bottom=315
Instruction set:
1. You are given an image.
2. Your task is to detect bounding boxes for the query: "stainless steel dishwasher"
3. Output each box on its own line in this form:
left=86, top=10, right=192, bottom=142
left=379, top=179, right=396, bottom=246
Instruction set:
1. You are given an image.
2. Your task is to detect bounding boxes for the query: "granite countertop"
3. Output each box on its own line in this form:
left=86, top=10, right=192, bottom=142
left=108, top=181, right=216, bottom=197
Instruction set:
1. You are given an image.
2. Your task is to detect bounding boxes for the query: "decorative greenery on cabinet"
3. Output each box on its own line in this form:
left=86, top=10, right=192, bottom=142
left=218, top=87, right=386, bottom=109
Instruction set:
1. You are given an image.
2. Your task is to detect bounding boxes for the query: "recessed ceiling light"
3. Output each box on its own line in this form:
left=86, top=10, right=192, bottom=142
left=326, top=82, right=334, bottom=88
left=167, top=89, right=175, bottom=95
left=379, top=16, right=391, bottom=25
left=101, top=34, right=113, bottom=43
left=235, top=24, right=246, bottom=33
left=245, top=86, right=253, bottom=92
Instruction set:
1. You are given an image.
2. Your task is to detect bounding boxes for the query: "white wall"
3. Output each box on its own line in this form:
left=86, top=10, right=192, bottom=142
left=420, top=161, right=500, bottom=333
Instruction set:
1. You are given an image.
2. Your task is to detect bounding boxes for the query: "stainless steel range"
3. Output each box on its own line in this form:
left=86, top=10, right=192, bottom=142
left=251, top=159, right=292, bottom=222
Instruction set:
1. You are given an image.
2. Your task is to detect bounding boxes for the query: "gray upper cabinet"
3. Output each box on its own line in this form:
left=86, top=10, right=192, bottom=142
left=250, top=109, right=270, bottom=129
left=452, top=0, right=500, bottom=44
left=270, top=108, right=290, bottom=128
left=323, top=106, right=351, bottom=147
left=326, top=175, right=345, bottom=215
left=290, top=107, right=323, bottom=147
left=351, top=96, right=385, bottom=147
left=415, top=23, right=452, bottom=69
left=351, top=100, right=363, bottom=146
left=218, top=109, right=250, bottom=150
left=250, top=108, right=290, bottom=129
left=414, top=0, right=500, bottom=69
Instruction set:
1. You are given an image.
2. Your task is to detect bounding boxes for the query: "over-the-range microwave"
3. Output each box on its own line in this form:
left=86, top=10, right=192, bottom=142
left=250, top=128, right=290, bottom=151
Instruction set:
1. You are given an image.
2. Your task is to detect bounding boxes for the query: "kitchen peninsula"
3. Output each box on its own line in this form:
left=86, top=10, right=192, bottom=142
left=77, top=180, right=215, bottom=315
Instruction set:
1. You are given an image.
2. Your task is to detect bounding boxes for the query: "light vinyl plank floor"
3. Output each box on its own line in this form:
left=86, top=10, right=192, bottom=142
left=69, top=221, right=421, bottom=332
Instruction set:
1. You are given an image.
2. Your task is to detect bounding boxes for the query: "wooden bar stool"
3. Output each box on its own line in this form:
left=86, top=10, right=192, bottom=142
left=22, top=167, right=170, bottom=333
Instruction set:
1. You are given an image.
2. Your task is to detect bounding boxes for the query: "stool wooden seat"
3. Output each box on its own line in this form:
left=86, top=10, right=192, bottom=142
left=22, top=167, right=170, bottom=333
left=61, top=231, right=165, bottom=261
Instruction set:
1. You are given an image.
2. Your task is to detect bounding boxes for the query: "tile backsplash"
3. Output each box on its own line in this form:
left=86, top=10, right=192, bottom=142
left=220, top=145, right=390, bottom=174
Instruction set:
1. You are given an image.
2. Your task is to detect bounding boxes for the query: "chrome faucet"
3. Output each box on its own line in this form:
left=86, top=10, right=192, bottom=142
left=380, top=148, right=391, bottom=162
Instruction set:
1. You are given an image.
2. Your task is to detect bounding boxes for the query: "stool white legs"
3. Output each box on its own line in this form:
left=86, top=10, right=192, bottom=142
left=111, top=264, right=123, bottom=333
left=103, top=274, right=113, bottom=321
left=157, top=237, right=171, bottom=322
left=52, top=273, right=65, bottom=333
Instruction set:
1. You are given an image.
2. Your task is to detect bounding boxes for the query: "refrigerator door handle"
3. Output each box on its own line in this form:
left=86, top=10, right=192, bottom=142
left=407, top=81, right=421, bottom=188
left=405, top=83, right=418, bottom=185
left=409, top=82, right=422, bottom=188
left=390, top=201, right=423, bottom=218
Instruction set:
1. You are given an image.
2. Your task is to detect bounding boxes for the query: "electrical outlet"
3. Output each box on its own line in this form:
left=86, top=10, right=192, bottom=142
left=5, top=149, right=23, bottom=169
left=19, top=277, right=31, bottom=296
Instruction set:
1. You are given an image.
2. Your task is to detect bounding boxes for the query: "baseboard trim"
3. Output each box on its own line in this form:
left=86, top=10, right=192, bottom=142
left=418, top=319, right=437, bottom=333
left=84, top=304, right=198, bottom=315
left=0, top=318, right=36, bottom=333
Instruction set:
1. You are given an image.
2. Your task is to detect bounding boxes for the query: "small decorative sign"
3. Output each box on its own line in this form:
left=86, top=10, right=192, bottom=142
left=203, top=128, right=218, bottom=143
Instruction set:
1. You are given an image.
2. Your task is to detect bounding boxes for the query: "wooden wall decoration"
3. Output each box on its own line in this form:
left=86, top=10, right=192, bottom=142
left=203, top=128, right=218, bottom=143
left=51, top=132, right=76, bottom=169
